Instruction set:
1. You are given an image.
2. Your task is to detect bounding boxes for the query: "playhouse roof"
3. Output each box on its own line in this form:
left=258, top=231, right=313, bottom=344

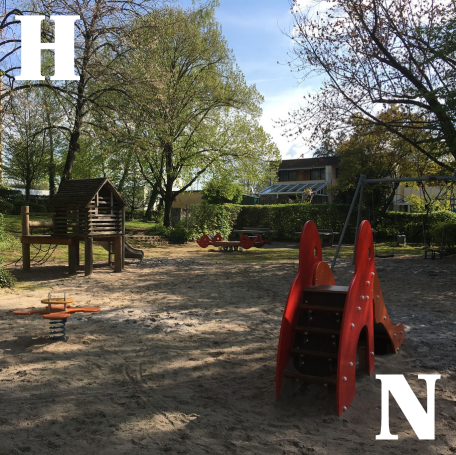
left=51, top=178, right=126, bottom=208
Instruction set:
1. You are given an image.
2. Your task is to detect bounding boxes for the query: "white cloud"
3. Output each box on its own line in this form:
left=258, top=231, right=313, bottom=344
left=259, top=83, right=317, bottom=159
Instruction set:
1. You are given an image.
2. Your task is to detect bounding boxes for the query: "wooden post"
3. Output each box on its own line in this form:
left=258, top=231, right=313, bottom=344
left=122, top=207, right=126, bottom=269
left=114, top=236, right=122, bottom=272
left=21, top=206, right=30, bottom=272
left=108, top=241, right=113, bottom=266
left=68, top=240, right=76, bottom=274
left=75, top=240, right=80, bottom=270
left=85, top=237, right=93, bottom=276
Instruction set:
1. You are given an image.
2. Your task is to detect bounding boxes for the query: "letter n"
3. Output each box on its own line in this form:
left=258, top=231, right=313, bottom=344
left=15, top=15, right=80, bottom=81
left=376, top=374, right=440, bottom=440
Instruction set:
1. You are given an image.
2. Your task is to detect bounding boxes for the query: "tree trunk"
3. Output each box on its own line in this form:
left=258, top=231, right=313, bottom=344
left=61, top=75, right=86, bottom=182
left=48, top=130, right=56, bottom=198
left=163, top=142, right=175, bottom=227
left=163, top=176, right=175, bottom=227
left=376, top=182, right=400, bottom=223
left=144, top=182, right=160, bottom=221
left=25, top=180, right=31, bottom=201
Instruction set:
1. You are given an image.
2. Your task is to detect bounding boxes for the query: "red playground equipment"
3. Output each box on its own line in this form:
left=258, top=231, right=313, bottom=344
left=13, top=293, right=100, bottom=341
left=196, top=233, right=266, bottom=251
left=276, top=220, right=404, bottom=416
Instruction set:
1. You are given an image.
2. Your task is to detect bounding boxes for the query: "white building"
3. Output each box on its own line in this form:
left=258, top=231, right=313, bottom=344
left=259, top=157, right=340, bottom=204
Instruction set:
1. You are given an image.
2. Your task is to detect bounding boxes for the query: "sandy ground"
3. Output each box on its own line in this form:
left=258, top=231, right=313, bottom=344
left=0, top=243, right=455, bottom=455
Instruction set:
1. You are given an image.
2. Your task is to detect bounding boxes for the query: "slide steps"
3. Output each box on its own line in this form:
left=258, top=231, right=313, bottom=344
left=276, top=220, right=405, bottom=415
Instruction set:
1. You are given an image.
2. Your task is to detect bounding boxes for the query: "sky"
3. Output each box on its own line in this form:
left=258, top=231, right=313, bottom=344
left=181, top=0, right=318, bottom=160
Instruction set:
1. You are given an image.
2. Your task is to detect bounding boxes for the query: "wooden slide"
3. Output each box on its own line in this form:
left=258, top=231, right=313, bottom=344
left=276, top=220, right=404, bottom=416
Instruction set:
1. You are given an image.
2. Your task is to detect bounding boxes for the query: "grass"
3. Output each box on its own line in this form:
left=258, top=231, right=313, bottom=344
left=201, top=242, right=425, bottom=264
left=1, top=214, right=427, bottom=268
left=1, top=214, right=109, bottom=266
left=125, top=220, right=160, bottom=230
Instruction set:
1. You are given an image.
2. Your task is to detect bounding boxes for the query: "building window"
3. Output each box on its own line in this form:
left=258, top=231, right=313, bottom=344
left=278, top=171, right=288, bottom=182
left=310, top=168, right=324, bottom=180
left=288, top=170, right=297, bottom=181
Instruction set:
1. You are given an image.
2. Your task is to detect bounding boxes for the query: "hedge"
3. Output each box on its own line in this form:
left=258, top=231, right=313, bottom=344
left=375, top=211, right=456, bottom=243
left=234, top=204, right=456, bottom=244
left=189, top=203, right=242, bottom=239
left=0, top=187, right=51, bottom=215
left=235, top=203, right=358, bottom=241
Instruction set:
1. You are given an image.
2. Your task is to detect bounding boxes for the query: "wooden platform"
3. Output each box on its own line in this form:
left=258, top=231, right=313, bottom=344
left=21, top=236, right=72, bottom=245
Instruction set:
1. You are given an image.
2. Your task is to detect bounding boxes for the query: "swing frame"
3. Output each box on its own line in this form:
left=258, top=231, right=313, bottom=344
left=331, top=172, right=456, bottom=270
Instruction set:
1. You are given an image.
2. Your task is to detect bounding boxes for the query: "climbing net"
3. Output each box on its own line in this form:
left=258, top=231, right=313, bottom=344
left=4, top=243, right=58, bottom=267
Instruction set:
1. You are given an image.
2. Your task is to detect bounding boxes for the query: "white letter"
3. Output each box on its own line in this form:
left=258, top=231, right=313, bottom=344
left=15, top=15, right=80, bottom=81
left=376, top=374, right=440, bottom=440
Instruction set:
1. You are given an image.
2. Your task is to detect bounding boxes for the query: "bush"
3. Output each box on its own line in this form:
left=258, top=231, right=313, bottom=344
left=0, top=198, right=14, bottom=214
left=236, top=203, right=354, bottom=240
left=428, top=221, right=456, bottom=253
left=0, top=260, right=15, bottom=288
left=146, top=224, right=171, bottom=237
left=375, top=211, right=456, bottom=243
left=190, top=203, right=242, bottom=239
left=168, top=221, right=193, bottom=244
left=235, top=204, right=456, bottom=243
left=147, top=209, right=164, bottom=224
left=201, top=177, right=243, bottom=204
left=0, top=187, right=23, bottom=203
left=0, top=214, right=16, bottom=288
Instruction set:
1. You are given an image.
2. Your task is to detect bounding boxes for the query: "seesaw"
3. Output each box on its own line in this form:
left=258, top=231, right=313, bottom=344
left=196, top=233, right=266, bottom=251
left=276, top=220, right=405, bottom=415
left=13, top=293, right=100, bottom=341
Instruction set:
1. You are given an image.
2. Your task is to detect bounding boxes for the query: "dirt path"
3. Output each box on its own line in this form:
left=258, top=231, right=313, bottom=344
left=0, top=246, right=455, bottom=454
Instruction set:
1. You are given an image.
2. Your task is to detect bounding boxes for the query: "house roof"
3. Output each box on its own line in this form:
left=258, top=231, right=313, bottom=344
left=260, top=182, right=327, bottom=195
left=279, top=157, right=339, bottom=170
left=51, top=178, right=126, bottom=207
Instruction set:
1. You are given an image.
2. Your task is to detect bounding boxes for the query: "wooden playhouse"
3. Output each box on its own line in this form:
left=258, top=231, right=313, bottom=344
left=21, top=178, right=127, bottom=275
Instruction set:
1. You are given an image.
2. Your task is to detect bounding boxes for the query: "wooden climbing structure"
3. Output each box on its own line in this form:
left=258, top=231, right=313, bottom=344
left=276, top=220, right=404, bottom=416
left=21, top=178, right=127, bottom=275
left=13, top=293, right=100, bottom=341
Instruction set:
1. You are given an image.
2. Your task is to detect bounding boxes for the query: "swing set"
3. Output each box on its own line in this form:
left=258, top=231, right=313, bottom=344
left=331, top=172, right=456, bottom=270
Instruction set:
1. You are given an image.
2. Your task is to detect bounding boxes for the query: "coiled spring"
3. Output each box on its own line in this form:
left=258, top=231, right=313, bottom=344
left=49, top=319, right=67, bottom=341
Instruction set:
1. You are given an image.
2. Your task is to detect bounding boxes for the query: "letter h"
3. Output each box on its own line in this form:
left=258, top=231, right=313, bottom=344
left=15, top=15, right=80, bottom=81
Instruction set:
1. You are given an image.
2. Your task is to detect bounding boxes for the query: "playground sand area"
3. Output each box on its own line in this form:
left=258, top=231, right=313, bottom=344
left=0, top=244, right=455, bottom=454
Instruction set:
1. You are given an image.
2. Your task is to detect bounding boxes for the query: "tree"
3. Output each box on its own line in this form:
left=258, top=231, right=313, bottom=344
left=2, top=88, right=49, bottom=199
left=329, top=108, right=446, bottom=218
left=281, top=0, right=456, bottom=169
left=126, top=5, right=280, bottom=226
left=201, top=176, right=243, bottom=204
left=5, top=0, right=166, bottom=183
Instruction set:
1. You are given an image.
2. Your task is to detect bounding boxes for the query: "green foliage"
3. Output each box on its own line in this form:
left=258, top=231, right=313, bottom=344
left=236, top=203, right=354, bottom=240
left=145, top=221, right=193, bottom=243
left=127, top=5, right=280, bottom=226
left=168, top=221, right=193, bottom=244
left=146, top=224, right=172, bottom=237
left=0, top=261, right=15, bottom=288
left=0, top=214, right=16, bottom=288
left=375, top=211, right=456, bottom=243
left=0, top=187, right=23, bottom=202
left=190, top=203, right=241, bottom=238
left=201, top=178, right=243, bottom=204
left=0, top=198, right=14, bottom=214
left=149, top=209, right=164, bottom=224
left=236, top=204, right=456, bottom=244
left=429, top=221, right=456, bottom=253
left=0, top=213, right=20, bottom=251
